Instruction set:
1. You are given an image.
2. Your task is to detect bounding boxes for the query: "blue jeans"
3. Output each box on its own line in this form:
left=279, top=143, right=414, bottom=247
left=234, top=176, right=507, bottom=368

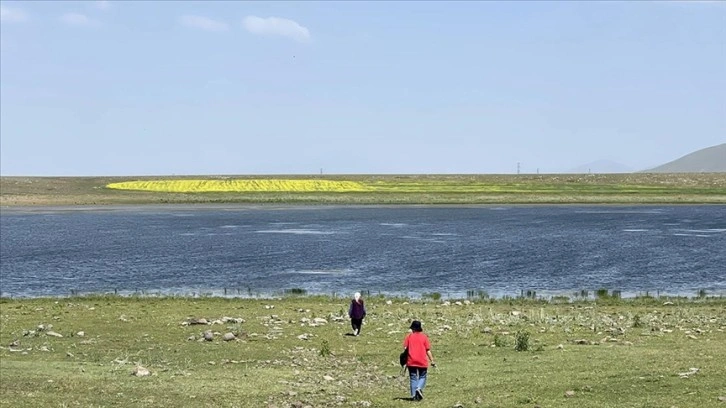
left=408, top=367, right=428, bottom=398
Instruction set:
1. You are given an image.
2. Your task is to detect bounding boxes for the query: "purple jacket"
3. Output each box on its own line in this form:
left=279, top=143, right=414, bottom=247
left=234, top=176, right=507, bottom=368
left=348, top=299, right=366, bottom=319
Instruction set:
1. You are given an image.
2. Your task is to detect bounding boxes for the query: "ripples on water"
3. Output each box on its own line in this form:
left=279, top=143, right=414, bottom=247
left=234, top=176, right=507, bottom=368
left=1, top=205, right=725, bottom=299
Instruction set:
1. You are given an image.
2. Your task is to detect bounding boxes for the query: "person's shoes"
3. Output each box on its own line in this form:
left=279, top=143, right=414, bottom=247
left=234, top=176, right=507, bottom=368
left=353, top=329, right=358, bottom=336
left=415, top=389, right=423, bottom=401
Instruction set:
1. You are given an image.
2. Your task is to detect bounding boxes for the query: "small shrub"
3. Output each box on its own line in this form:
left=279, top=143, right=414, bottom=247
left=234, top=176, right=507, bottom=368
left=697, top=289, right=707, bottom=298
left=284, top=288, right=307, bottom=296
left=596, top=288, right=609, bottom=299
left=515, top=330, right=530, bottom=351
left=319, top=340, right=331, bottom=357
left=424, top=292, right=442, bottom=301
left=632, top=314, right=644, bottom=328
left=493, top=334, right=507, bottom=348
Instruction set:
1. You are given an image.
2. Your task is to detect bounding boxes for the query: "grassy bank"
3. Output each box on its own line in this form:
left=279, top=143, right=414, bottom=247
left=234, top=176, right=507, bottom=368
left=1, top=295, right=724, bottom=407
left=2, top=173, right=726, bottom=206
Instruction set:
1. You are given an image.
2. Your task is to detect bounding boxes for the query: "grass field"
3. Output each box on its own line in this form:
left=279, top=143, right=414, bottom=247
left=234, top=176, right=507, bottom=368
left=1, top=294, right=724, bottom=407
left=2, top=173, right=726, bottom=206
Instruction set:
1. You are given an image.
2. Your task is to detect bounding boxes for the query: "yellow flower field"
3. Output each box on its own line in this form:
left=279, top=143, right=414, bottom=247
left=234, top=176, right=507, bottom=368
left=106, top=179, right=370, bottom=193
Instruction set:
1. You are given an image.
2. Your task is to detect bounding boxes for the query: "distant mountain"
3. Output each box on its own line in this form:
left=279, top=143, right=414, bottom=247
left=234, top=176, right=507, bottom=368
left=564, top=160, right=634, bottom=174
left=644, top=143, right=726, bottom=173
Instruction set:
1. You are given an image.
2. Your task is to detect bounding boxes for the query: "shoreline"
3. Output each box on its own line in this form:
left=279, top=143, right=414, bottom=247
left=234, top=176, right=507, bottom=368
left=3, top=287, right=724, bottom=301
left=2, top=202, right=724, bottom=215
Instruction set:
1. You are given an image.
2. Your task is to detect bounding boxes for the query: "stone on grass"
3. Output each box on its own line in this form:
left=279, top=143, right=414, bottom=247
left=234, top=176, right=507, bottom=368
left=323, top=375, right=335, bottom=381
left=222, top=332, right=236, bottom=341
left=717, top=396, right=726, bottom=402
left=565, top=390, right=576, bottom=397
left=46, top=331, right=63, bottom=338
left=203, top=331, right=214, bottom=341
left=132, top=365, right=150, bottom=377
left=76, top=331, right=85, bottom=337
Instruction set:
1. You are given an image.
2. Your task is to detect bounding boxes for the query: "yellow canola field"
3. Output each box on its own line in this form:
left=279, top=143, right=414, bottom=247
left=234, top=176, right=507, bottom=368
left=106, top=179, right=370, bottom=193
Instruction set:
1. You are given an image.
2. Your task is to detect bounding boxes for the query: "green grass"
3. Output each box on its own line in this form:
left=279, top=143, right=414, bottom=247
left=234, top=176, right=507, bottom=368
left=2, top=173, right=726, bottom=206
left=1, top=295, right=725, bottom=407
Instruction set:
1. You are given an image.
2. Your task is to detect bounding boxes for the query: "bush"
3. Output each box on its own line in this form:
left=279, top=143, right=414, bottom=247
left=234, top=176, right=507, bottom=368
left=515, top=330, right=530, bottom=351
left=493, top=334, right=507, bottom=348
left=319, top=340, right=331, bottom=357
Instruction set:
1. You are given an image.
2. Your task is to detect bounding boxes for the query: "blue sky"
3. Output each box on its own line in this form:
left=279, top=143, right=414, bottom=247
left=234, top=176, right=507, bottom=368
left=1, top=1, right=724, bottom=176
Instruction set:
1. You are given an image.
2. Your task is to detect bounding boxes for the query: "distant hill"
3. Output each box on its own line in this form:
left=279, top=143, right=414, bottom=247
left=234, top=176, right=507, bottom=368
left=565, top=160, right=634, bottom=174
left=644, top=143, right=726, bottom=173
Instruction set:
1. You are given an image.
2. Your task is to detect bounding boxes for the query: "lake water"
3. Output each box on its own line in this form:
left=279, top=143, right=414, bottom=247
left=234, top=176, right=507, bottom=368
left=1, top=205, right=724, bottom=299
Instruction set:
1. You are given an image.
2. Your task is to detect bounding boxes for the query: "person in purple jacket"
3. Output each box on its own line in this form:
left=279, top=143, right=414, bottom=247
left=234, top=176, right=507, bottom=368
left=348, top=292, right=367, bottom=336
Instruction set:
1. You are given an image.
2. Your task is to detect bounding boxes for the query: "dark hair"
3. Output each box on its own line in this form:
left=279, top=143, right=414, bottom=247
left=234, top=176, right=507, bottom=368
left=410, top=320, right=423, bottom=332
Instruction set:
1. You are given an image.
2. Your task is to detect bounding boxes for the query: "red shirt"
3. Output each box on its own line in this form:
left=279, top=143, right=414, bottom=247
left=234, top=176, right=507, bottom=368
left=403, top=332, right=431, bottom=368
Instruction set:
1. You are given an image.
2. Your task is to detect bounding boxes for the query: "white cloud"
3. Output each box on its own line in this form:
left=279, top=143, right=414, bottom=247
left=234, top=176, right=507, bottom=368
left=179, top=15, right=229, bottom=32
left=242, top=15, right=311, bottom=43
left=0, top=5, right=28, bottom=23
left=60, top=12, right=101, bottom=27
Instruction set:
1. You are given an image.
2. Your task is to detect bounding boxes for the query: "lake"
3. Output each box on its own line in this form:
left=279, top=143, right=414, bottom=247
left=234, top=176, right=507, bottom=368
left=1, top=205, right=724, bottom=299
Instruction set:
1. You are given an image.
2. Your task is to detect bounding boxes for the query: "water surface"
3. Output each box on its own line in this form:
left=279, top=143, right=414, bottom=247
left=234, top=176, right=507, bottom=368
left=1, top=205, right=724, bottom=298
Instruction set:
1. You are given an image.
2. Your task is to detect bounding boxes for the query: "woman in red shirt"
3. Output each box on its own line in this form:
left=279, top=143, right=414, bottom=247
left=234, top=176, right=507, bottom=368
left=402, top=320, right=436, bottom=401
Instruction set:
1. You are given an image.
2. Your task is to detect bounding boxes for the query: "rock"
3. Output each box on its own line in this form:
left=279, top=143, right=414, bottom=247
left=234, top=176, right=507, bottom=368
left=297, top=334, right=309, bottom=340
left=312, top=318, right=328, bottom=325
left=565, top=390, right=576, bottom=397
left=37, top=324, right=47, bottom=331
left=573, top=339, right=590, bottom=345
left=482, top=327, right=492, bottom=334
left=453, top=403, right=464, bottom=408
left=46, top=331, right=63, bottom=338
left=222, top=333, right=236, bottom=341
left=474, top=397, right=482, bottom=404
left=386, top=300, right=392, bottom=305
left=717, top=396, right=726, bottom=402
left=190, top=318, right=208, bottom=325
left=511, top=311, right=521, bottom=316
left=187, top=335, right=196, bottom=341
left=323, top=375, right=335, bottom=381
left=39, top=346, right=50, bottom=352
left=454, top=301, right=463, bottom=306
left=557, top=344, right=564, bottom=350
left=9, top=340, right=20, bottom=348
left=66, top=352, right=74, bottom=358
left=687, top=335, right=698, bottom=340
left=441, top=325, right=452, bottom=331
left=203, top=331, right=214, bottom=341
left=663, top=302, right=674, bottom=306
left=132, top=365, right=151, bottom=376
left=678, top=367, right=699, bottom=378
left=76, top=331, right=85, bottom=337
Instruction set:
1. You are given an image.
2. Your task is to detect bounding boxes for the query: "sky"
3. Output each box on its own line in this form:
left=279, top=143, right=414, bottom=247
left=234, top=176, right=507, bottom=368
left=1, top=1, right=724, bottom=176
